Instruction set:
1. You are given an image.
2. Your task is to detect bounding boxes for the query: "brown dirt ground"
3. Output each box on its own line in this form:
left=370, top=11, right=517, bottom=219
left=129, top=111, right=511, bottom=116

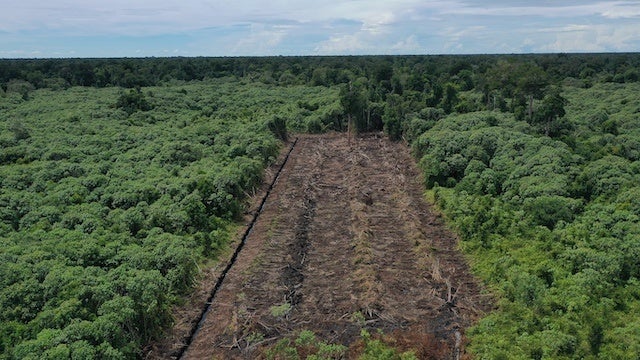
left=150, top=133, right=492, bottom=360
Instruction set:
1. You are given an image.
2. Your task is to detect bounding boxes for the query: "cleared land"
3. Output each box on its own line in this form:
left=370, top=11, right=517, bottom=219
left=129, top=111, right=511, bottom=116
left=175, top=133, right=491, bottom=359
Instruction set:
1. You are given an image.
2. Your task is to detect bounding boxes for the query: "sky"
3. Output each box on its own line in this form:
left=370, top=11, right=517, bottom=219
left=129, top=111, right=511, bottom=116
left=1, top=0, right=639, bottom=58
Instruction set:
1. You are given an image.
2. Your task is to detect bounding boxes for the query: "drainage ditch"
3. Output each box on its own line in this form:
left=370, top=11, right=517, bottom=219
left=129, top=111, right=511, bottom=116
left=176, top=137, right=298, bottom=359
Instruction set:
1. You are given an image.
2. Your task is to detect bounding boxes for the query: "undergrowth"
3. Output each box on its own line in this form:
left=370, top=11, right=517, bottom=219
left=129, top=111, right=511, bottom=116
left=263, top=329, right=418, bottom=360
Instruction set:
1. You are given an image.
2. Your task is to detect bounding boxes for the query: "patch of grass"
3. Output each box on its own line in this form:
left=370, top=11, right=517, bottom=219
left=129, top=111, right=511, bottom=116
left=264, top=330, right=347, bottom=360
left=356, top=330, right=418, bottom=360
left=270, top=302, right=292, bottom=318
left=262, top=329, right=421, bottom=360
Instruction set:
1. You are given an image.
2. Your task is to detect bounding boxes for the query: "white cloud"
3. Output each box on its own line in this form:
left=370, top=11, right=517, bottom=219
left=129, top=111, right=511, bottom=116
left=600, top=1, right=640, bottom=18
left=441, top=1, right=640, bottom=19
left=439, top=25, right=489, bottom=52
left=361, top=12, right=396, bottom=35
left=231, top=23, right=291, bottom=55
left=441, top=25, right=487, bottom=40
left=314, top=33, right=368, bottom=54
left=539, top=23, right=640, bottom=52
left=4, top=0, right=464, bottom=42
left=1, top=0, right=639, bottom=57
left=391, top=35, right=422, bottom=53
left=534, top=24, right=593, bottom=34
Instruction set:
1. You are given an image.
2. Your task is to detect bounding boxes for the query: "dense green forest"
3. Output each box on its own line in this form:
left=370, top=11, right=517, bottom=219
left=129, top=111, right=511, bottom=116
left=0, top=76, right=339, bottom=358
left=1, top=54, right=640, bottom=358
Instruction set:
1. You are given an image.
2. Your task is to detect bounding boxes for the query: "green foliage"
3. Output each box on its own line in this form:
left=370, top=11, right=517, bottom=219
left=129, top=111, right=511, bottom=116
left=264, top=329, right=417, bottom=360
left=399, top=107, right=445, bottom=143
left=439, top=83, right=459, bottom=113
left=266, top=115, right=289, bottom=141
left=523, top=195, right=582, bottom=229
left=2, top=54, right=640, bottom=359
left=383, top=94, right=405, bottom=140
left=358, top=330, right=417, bottom=360
left=264, top=330, right=347, bottom=360
left=0, top=78, right=337, bottom=358
left=414, top=83, right=640, bottom=359
left=115, top=89, right=152, bottom=115
left=340, top=79, right=382, bottom=133
left=8, top=122, right=31, bottom=141
left=269, top=302, right=292, bottom=318
left=530, top=86, right=569, bottom=137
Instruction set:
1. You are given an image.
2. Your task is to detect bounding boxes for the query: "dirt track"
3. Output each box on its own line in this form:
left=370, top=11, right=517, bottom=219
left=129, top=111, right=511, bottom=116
left=175, top=133, right=491, bottom=359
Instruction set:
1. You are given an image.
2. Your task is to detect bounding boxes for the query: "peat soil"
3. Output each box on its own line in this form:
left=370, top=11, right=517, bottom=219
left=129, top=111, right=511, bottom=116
left=162, top=133, right=491, bottom=359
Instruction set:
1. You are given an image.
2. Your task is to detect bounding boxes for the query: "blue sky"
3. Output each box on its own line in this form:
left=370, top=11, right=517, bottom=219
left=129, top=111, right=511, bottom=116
left=1, top=0, right=639, bottom=58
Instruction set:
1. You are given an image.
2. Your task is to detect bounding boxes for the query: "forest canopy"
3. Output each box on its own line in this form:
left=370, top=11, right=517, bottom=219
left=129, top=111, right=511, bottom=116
left=1, top=53, right=640, bottom=359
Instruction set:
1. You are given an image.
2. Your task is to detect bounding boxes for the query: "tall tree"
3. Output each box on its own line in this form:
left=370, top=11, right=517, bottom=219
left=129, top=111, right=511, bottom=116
left=440, top=83, right=459, bottom=114
left=516, top=63, right=549, bottom=120
left=531, top=86, right=567, bottom=137
left=339, top=80, right=369, bottom=133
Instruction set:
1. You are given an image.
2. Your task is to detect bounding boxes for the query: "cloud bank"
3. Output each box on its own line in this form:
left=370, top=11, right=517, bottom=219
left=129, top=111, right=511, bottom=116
left=1, top=0, right=639, bottom=57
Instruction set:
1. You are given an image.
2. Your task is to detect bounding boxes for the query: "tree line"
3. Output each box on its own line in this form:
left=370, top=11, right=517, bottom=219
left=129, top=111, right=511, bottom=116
left=2, top=53, right=639, bottom=90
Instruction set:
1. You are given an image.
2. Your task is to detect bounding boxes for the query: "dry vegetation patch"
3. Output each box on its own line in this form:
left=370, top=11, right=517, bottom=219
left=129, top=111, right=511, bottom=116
left=171, top=133, right=491, bottom=359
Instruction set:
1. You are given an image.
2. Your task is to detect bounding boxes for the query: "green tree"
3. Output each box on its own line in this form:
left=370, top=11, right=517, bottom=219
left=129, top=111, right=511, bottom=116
left=8, top=121, right=31, bottom=141
left=531, top=86, right=568, bottom=137
left=516, top=63, right=549, bottom=119
left=440, top=83, right=459, bottom=113
left=115, top=89, right=152, bottom=115
left=340, top=80, right=370, bottom=132
left=266, top=115, right=288, bottom=141
left=382, top=94, right=405, bottom=140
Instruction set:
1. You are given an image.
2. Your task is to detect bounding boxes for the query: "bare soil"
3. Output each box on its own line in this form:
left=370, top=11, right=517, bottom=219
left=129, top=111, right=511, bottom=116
left=151, top=133, right=492, bottom=360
